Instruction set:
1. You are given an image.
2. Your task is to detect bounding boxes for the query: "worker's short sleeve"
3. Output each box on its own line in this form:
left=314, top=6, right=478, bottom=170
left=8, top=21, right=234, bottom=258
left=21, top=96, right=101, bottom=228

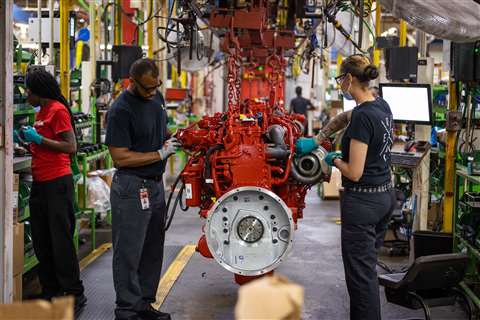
left=51, top=108, right=73, bottom=135
left=105, top=106, right=132, bottom=149
left=347, top=110, right=373, bottom=145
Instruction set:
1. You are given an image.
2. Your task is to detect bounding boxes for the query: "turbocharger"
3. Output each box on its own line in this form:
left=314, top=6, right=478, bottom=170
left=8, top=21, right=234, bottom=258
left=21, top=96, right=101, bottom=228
left=291, top=146, right=332, bottom=184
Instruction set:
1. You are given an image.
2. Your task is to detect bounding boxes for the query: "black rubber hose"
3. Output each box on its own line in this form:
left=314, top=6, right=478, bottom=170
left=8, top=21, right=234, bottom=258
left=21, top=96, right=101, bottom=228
left=164, top=174, right=182, bottom=231
left=204, top=144, right=224, bottom=180
left=165, top=183, right=184, bottom=231
left=179, top=185, right=189, bottom=211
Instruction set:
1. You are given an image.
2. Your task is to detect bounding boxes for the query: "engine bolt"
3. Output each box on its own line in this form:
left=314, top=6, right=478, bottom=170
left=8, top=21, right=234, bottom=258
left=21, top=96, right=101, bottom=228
left=259, top=195, right=264, bottom=200
left=270, top=214, right=275, bottom=219
left=222, top=208, right=228, bottom=213
left=223, top=229, right=228, bottom=233
left=233, top=196, right=238, bottom=201
left=273, top=239, right=278, bottom=244
left=264, top=206, right=269, bottom=211
left=222, top=217, right=228, bottom=221
left=224, top=240, right=229, bottom=245
left=273, top=227, right=278, bottom=232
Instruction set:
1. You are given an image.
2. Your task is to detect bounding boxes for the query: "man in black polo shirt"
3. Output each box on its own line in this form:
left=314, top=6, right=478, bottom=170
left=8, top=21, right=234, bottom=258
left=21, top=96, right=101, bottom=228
left=106, top=58, right=179, bottom=320
left=290, top=86, right=313, bottom=116
left=290, top=86, right=314, bottom=133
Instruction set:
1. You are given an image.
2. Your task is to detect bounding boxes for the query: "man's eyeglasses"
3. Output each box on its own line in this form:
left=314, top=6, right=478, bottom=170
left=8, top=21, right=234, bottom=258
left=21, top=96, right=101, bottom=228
left=335, top=73, right=347, bottom=85
left=133, top=78, right=162, bottom=93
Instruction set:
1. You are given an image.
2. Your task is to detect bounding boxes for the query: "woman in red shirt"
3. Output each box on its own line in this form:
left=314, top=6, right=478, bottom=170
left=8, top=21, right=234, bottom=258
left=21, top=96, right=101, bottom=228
left=23, top=69, right=86, bottom=312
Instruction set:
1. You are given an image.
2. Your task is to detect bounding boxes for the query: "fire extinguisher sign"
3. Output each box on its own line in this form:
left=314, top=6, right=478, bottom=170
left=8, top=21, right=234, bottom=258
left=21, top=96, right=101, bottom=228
left=185, top=183, right=193, bottom=199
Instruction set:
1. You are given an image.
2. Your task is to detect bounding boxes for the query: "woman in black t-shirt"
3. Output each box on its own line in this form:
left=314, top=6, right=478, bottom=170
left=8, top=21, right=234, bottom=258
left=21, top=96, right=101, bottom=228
left=329, top=55, right=395, bottom=320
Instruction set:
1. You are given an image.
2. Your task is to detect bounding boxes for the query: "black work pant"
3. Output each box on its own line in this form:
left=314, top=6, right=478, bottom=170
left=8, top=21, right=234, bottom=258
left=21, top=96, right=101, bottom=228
left=111, top=173, right=167, bottom=319
left=340, top=189, right=396, bottom=320
left=29, top=174, right=84, bottom=298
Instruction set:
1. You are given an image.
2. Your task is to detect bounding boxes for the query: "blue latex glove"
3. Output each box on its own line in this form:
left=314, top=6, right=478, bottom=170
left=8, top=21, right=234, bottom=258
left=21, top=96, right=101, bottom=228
left=325, top=151, right=342, bottom=167
left=22, top=126, right=43, bottom=145
left=13, top=130, right=21, bottom=143
left=295, top=137, right=318, bottom=156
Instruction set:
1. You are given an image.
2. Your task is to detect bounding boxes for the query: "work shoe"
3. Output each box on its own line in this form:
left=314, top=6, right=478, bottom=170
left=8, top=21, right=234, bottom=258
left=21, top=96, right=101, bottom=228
left=74, top=294, right=87, bottom=314
left=137, top=305, right=171, bottom=320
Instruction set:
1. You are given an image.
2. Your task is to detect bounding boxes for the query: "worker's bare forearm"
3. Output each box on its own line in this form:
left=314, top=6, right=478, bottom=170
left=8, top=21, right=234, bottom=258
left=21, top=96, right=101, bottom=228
left=315, top=110, right=352, bottom=144
left=334, top=159, right=359, bottom=182
left=110, top=149, right=161, bottom=168
left=41, top=131, right=77, bottom=154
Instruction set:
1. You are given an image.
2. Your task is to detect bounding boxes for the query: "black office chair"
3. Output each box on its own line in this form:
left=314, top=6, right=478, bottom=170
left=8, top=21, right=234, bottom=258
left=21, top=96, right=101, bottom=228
left=383, top=189, right=411, bottom=256
left=379, top=253, right=473, bottom=320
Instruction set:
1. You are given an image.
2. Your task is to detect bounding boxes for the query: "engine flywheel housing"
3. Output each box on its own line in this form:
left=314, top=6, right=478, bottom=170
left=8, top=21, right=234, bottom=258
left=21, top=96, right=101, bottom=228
left=205, top=186, right=294, bottom=276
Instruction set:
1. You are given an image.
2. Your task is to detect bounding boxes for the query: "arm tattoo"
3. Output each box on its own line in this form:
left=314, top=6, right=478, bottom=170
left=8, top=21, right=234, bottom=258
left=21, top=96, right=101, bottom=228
left=315, top=110, right=352, bottom=144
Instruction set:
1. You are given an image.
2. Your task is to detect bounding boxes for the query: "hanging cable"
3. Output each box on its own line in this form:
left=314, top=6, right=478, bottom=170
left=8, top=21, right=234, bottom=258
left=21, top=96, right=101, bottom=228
left=165, top=0, right=177, bottom=53
left=164, top=174, right=182, bottom=231
left=132, top=0, right=163, bottom=45
left=165, top=183, right=185, bottom=231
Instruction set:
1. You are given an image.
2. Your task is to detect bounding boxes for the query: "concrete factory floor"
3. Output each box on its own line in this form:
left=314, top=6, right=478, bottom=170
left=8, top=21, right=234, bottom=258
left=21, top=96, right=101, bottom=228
left=55, top=188, right=468, bottom=319
left=161, top=189, right=468, bottom=320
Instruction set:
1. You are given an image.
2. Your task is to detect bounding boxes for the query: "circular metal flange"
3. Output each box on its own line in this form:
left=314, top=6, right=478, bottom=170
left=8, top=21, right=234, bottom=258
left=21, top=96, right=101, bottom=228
left=205, top=186, right=294, bottom=276
left=237, top=216, right=265, bottom=243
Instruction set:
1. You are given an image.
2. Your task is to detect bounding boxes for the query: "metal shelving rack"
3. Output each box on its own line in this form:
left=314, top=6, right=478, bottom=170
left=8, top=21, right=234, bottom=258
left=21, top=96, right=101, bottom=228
left=454, top=164, right=480, bottom=308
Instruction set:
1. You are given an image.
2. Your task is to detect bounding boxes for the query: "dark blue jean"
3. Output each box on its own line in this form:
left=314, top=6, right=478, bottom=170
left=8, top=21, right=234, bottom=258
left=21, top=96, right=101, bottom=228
left=111, top=172, right=167, bottom=319
left=340, top=189, right=396, bottom=320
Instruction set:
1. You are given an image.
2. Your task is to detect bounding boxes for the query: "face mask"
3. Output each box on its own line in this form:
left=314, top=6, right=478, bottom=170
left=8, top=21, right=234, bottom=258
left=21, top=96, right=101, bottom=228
left=342, top=90, right=354, bottom=101
left=341, top=78, right=354, bottom=100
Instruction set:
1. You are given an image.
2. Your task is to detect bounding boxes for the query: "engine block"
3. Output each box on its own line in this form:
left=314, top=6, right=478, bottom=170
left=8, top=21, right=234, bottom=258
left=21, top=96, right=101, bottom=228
left=177, top=91, right=331, bottom=283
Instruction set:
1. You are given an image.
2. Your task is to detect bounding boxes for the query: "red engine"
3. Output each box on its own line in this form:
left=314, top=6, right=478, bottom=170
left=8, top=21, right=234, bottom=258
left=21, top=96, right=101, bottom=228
left=175, top=1, right=332, bottom=284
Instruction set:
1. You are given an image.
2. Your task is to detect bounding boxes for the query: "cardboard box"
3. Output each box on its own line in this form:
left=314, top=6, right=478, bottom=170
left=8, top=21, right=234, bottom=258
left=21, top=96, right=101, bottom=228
left=235, top=275, right=304, bottom=320
left=322, top=167, right=342, bottom=199
left=0, top=296, right=74, bottom=320
left=13, top=223, right=24, bottom=276
left=13, top=273, right=22, bottom=302
left=12, top=174, right=19, bottom=223
left=99, top=173, right=113, bottom=188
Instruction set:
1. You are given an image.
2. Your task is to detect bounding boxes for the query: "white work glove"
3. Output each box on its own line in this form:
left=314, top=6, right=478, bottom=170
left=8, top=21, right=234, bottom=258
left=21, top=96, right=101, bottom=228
left=158, top=137, right=181, bottom=160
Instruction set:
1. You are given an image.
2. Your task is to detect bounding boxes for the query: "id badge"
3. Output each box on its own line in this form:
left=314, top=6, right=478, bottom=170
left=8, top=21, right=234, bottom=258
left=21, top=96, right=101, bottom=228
left=139, top=188, right=150, bottom=210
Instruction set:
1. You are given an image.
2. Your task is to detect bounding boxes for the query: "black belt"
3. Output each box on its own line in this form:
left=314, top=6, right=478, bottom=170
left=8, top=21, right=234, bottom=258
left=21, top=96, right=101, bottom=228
left=344, top=182, right=392, bottom=193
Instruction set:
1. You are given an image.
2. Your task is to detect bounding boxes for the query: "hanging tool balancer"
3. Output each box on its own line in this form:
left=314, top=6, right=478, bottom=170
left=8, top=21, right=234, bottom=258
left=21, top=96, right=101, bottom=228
left=176, top=1, right=332, bottom=284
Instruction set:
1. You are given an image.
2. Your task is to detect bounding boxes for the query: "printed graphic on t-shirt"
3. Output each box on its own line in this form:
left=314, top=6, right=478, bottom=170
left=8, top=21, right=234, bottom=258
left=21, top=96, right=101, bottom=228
left=380, top=115, right=393, bottom=162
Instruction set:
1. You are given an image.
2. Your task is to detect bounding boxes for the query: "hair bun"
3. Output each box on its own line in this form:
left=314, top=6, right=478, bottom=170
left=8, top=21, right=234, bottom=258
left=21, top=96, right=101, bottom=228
left=363, top=65, right=379, bottom=80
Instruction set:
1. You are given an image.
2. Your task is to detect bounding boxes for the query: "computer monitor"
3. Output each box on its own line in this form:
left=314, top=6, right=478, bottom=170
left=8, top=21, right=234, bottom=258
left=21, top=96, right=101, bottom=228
left=343, top=96, right=357, bottom=112
left=379, top=83, right=432, bottom=124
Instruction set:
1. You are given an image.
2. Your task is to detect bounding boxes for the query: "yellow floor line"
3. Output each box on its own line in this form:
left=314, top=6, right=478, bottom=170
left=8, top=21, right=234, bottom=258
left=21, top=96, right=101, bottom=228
left=152, top=244, right=196, bottom=310
left=79, top=243, right=112, bottom=271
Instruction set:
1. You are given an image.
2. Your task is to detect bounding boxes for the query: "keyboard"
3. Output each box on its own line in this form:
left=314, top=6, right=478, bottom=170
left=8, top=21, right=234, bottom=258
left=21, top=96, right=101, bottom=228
left=391, top=152, right=423, bottom=168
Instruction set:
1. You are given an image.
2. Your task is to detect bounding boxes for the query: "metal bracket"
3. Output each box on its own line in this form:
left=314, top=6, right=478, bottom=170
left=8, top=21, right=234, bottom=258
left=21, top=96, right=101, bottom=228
left=446, top=111, right=463, bottom=131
